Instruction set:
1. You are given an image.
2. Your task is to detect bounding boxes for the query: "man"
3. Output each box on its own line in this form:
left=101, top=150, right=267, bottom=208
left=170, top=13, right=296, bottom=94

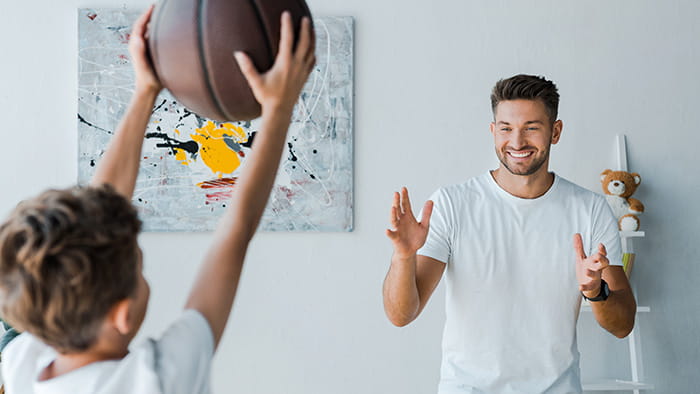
left=0, top=7, right=315, bottom=393
left=383, top=74, right=636, bottom=393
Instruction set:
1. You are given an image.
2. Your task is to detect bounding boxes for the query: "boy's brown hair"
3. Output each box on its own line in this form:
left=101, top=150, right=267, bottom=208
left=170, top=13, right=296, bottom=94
left=0, top=185, right=141, bottom=353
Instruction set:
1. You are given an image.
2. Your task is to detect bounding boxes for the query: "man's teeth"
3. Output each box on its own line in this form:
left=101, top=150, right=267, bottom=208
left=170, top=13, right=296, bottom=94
left=509, top=151, right=532, bottom=158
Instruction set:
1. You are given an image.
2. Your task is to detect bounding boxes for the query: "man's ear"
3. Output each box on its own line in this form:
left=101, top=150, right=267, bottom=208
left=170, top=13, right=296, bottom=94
left=551, top=120, right=563, bottom=144
left=108, top=299, right=132, bottom=335
left=490, top=122, right=496, bottom=136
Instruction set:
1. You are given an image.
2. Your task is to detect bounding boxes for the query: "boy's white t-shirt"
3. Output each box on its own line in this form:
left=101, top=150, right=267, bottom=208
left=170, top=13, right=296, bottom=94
left=418, top=172, right=622, bottom=394
left=2, top=309, right=213, bottom=394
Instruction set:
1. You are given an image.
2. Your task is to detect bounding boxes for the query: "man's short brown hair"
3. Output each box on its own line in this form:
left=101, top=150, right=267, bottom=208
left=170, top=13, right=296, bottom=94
left=0, top=185, right=141, bottom=353
left=491, top=74, right=560, bottom=123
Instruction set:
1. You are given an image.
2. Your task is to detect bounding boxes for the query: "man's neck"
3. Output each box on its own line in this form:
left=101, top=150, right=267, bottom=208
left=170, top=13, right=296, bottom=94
left=490, top=166, right=555, bottom=199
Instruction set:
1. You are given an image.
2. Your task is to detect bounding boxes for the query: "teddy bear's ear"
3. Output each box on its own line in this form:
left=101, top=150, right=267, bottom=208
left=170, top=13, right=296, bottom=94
left=632, top=173, right=641, bottom=185
left=600, top=169, right=612, bottom=182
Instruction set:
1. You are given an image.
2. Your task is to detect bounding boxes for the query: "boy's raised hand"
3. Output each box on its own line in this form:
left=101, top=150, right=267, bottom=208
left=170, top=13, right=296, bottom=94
left=234, top=12, right=315, bottom=114
left=129, top=5, right=162, bottom=94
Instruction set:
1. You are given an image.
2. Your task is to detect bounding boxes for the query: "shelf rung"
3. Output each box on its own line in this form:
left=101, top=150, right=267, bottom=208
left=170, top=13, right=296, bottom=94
left=581, top=305, right=650, bottom=313
left=620, top=231, right=645, bottom=238
left=583, top=379, right=653, bottom=391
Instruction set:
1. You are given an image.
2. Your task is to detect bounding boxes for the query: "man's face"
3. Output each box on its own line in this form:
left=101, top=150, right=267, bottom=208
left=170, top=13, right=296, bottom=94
left=490, top=99, right=562, bottom=176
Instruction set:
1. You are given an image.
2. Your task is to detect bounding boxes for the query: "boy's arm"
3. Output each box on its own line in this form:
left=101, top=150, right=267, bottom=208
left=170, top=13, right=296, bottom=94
left=185, top=12, right=315, bottom=349
left=90, top=6, right=162, bottom=199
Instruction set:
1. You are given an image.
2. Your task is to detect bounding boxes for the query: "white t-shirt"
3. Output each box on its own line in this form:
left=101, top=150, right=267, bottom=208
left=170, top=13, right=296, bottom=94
left=2, top=309, right=213, bottom=394
left=418, top=172, right=622, bottom=394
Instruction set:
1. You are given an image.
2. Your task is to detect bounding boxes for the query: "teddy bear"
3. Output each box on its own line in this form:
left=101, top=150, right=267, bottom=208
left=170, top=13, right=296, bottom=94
left=600, top=169, right=645, bottom=231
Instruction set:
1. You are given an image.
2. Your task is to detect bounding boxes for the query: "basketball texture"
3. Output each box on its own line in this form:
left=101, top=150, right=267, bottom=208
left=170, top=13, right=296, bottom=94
left=148, top=0, right=313, bottom=121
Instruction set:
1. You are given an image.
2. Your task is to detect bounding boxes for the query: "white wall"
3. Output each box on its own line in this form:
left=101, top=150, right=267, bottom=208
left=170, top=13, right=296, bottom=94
left=1, top=0, right=698, bottom=393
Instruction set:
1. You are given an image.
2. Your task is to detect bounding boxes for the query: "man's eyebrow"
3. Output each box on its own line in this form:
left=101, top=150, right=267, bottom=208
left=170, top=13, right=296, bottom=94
left=496, top=120, right=545, bottom=125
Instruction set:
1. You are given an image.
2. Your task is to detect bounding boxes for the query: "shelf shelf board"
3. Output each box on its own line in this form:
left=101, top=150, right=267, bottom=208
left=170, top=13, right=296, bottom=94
left=583, top=379, right=654, bottom=391
left=620, top=231, right=645, bottom=238
left=581, top=305, right=650, bottom=313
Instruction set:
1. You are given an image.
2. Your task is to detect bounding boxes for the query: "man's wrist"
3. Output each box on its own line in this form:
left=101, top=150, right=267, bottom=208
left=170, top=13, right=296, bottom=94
left=582, top=286, right=601, bottom=299
left=582, top=279, right=610, bottom=301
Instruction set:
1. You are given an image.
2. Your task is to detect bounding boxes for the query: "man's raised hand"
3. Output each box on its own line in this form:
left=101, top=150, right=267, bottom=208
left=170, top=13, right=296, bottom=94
left=573, top=233, right=610, bottom=297
left=386, top=187, right=433, bottom=259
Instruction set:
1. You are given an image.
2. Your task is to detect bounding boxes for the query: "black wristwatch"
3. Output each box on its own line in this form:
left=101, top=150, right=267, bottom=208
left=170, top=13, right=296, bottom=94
left=582, top=279, right=610, bottom=302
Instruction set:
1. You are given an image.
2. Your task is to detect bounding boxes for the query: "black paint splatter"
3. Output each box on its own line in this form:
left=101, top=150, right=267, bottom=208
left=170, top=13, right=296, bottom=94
left=287, top=142, right=298, bottom=162
left=78, top=114, right=112, bottom=135
left=152, top=99, right=167, bottom=114
left=241, top=132, right=257, bottom=148
left=145, top=132, right=199, bottom=156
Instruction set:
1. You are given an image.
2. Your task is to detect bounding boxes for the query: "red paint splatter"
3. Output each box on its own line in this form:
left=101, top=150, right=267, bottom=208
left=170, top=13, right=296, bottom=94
left=205, top=191, right=234, bottom=202
left=238, top=151, right=245, bottom=158
left=198, top=178, right=238, bottom=203
left=198, top=178, right=237, bottom=189
left=119, top=33, right=131, bottom=44
left=87, top=12, right=97, bottom=20
left=278, top=185, right=295, bottom=199
left=118, top=54, right=128, bottom=61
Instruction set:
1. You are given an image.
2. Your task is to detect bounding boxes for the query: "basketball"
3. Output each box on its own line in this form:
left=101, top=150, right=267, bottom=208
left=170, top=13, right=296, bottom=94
left=148, top=0, right=313, bottom=121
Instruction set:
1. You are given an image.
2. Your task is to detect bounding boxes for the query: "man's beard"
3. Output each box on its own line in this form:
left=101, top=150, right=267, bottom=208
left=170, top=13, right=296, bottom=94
left=496, top=147, right=550, bottom=176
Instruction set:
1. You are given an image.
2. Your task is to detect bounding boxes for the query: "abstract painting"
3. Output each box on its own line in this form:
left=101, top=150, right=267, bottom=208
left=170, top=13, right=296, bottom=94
left=78, top=9, right=353, bottom=231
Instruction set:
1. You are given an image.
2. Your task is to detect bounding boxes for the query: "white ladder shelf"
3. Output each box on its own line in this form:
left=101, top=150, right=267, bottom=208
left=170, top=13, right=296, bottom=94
left=581, top=135, right=652, bottom=393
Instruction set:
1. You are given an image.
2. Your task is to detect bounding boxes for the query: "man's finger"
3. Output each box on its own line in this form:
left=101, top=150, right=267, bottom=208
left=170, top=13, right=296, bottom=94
left=420, top=200, right=434, bottom=226
left=385, top=228, right=398, bottom=241
left=573, top=233, right=587, bottom=260
left=598, top=243, right=607, bottom=256
left=390, top=206, right=399, bottom=228
left=401, top=187, right=414, bottom=218
left=393, top=191, right=400, bottom=213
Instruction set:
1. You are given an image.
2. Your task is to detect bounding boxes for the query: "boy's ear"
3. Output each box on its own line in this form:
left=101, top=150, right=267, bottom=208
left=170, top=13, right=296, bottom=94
left=109, top=299, right=132, bottom=335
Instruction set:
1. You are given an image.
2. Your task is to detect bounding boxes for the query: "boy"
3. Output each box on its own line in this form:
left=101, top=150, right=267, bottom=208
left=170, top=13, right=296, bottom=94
left=0, top=6, right=315, bottom=393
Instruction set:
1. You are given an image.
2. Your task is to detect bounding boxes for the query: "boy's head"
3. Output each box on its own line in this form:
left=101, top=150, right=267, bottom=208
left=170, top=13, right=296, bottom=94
left=0, top=185, right=144, bottom=354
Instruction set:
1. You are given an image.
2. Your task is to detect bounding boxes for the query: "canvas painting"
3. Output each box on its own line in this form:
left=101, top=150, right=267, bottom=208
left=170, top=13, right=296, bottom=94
left=78, top=9, right=353, bottom=231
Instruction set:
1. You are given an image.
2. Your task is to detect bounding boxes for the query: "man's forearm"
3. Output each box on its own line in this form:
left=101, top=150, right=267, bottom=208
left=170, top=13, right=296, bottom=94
left=383, top=253, right=420, bottom=327
left=589, top=288, right=636, bottom=338
left=90, top=87, right=160, bottom=198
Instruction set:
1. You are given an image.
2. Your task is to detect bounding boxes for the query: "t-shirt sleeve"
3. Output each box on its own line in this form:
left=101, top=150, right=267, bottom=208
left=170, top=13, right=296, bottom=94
left=417, top=188, right=452, bottom=264
left=153, top=309, right=215, bottom=394
left=591, top=196, right=623, bottom=267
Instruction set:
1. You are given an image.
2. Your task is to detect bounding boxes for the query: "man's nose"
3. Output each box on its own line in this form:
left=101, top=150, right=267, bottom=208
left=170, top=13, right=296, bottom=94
left=511, top=129, right=527, bottom=148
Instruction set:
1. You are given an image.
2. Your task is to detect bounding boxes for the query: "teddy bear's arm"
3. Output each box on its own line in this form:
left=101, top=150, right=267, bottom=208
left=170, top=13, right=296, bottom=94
left=627, top=198, right=644, bottom=213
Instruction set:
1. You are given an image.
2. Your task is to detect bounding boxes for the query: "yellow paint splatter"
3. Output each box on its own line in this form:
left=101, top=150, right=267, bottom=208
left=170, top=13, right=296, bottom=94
left=189, top=121, right=248, bottom=177
left=174, top=148, right=189, bottom=166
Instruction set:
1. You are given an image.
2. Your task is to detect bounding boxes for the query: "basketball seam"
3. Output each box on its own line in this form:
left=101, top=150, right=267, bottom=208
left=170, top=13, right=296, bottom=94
left=149, top=3, right=167, bottom=87
left=249, top=0, right=274, bottom=72
left=197, top=0, right=227, bottom=121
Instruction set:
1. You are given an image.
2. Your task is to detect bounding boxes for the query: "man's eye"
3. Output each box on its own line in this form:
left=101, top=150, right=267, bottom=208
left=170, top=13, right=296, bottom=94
left=500, top=128, right=511, bottom=132
left=528, top=127, right=539, bottom=131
